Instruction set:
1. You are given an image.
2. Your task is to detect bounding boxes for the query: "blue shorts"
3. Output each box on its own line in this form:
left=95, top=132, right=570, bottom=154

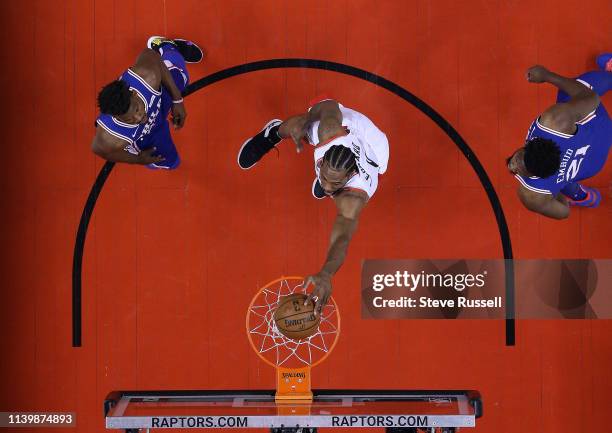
left=142, top=119, right=181, bottom=169
left=140, top=44, right=189, bottom=170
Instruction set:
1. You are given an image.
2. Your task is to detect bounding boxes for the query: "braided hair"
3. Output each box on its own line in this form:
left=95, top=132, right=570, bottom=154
left=323, top=145, right=357, bottom=173
left=524, top=137, right=561, bottom=178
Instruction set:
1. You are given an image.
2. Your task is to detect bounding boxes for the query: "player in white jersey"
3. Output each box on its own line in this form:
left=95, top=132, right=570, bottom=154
left=238, top=99, right=390, bottom=314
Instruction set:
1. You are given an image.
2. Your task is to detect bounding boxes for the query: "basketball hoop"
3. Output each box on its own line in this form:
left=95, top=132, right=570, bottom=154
left=246, top=276, right=341, bottom=402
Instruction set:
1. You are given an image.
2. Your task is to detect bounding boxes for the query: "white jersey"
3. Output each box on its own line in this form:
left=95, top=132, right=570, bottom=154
left=307, top=104, right=389, bottom=198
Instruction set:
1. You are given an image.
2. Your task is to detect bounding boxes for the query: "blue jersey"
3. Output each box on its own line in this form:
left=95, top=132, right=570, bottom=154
left=96, top=69, right=164, bottom=154
left=516, top=102, right=612, bottom=195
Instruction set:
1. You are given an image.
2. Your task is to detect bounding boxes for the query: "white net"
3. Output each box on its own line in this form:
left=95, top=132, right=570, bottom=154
left=247, top=278, right=340, bottom=368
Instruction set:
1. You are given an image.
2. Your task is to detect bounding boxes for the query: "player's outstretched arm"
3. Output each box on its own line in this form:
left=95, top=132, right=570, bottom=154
left=527, top=65, right=600, bottom=133
left=517, top=185, right=570, bottom=220
left=304, top=190, right=368, bottom=314
left=132, top=49, right=187, bottom=129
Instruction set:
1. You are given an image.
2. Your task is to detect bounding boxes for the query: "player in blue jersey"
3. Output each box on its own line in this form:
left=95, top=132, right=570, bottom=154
left=507, top=54, right=612, bottom=219
left=91, top=36, right=203, bottom=169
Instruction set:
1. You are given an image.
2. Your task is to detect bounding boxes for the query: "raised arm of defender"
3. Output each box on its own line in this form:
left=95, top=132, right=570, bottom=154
left=527, top=65, right=599, bottom=134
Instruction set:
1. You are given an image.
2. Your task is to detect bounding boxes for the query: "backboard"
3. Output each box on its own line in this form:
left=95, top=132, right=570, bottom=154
left=104, top=389, right=482, bottom=432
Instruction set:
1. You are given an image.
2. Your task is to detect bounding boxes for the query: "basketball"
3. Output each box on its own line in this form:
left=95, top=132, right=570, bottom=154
left=273, top=293, right=321, bottom=340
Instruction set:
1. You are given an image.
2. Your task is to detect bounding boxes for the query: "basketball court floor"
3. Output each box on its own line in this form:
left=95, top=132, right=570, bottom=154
left=0, top=0, right=611, bottom=432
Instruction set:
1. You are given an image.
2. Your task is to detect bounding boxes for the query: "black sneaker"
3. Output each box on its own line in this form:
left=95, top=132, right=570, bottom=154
left=173, top=39, right=204, bottom=63
left=312, top=178, right=326, bottom=199
left=147, top=36, right=204, bottom=63
left=238, top=119, right=283, bottom=169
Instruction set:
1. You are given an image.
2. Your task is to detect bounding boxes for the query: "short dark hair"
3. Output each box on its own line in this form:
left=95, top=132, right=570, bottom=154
left=524, top=137, right=561, bottom=178
left=97, top=80, right=131, bottom=115
left=323, top=145, right=357, bottom=173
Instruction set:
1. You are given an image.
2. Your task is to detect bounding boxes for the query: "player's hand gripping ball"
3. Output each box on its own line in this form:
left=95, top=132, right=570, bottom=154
left=304, top=273, right=333, bottom=316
